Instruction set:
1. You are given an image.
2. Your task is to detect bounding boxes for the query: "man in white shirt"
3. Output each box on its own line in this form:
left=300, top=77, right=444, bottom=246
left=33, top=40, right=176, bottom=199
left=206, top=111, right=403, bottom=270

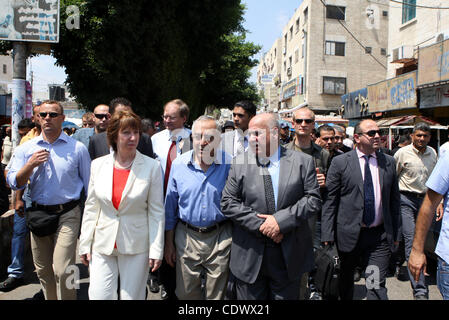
left=150, top=98, right=193, bottom=300
left=219, top=100, right=257, bottom=157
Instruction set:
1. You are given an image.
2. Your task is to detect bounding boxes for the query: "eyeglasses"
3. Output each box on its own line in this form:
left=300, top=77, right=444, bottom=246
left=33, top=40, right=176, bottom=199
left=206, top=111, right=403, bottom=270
left=39, top=112, right=61, bottom=118
left=295, top=118, right=314, bottom=124
left=94, top=113, right=109, bottom=120
left=162, top=115, right=178, bottom=121
left=361, top=130, right=381, bottom=137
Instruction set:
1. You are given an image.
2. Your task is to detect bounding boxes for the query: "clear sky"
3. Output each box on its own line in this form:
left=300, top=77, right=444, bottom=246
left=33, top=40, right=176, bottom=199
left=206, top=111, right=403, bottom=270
left=30, top=1, right=303, bottom=92
left=242, top=0, right=303, bottom=83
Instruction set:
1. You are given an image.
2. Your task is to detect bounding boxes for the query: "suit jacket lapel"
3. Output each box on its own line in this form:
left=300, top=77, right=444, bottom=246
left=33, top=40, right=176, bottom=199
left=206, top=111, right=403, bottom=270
left=348, top=150, right=364, bottom=195
left=376, top=151, right=385, bottom=192
left=117, top=151, right=142, bottom=211
left=103, top=154, right=114, bottom=203
left=277, top=147, right=292, bottom=207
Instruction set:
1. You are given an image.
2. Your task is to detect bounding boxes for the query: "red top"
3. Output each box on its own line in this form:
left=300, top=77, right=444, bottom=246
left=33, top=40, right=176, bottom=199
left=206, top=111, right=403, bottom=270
left=112, top=167, right=131, bottom=210
left=112, top=168, right=130, bottom=249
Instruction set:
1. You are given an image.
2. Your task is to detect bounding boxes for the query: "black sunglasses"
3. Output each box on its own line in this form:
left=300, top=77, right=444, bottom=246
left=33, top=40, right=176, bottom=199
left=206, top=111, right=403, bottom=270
left=94, top=113, right=109, bottom=120
left=39, top=112, right=60, bottom=118
left=295, top=118, right=314, bottom=124
left=361, top=130, right=381, bottom=137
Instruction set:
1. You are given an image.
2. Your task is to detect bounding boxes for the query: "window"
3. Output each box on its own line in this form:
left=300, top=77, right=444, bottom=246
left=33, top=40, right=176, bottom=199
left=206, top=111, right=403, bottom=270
left=365, top=47, right=372, bottom=54
left=323, top=77, right=346, bottom=95
left=284, top=61, right=287, bottom=71
left=290, top=26, right=293, bottom=40
left=274, top=48, right=277, bottom=57
left=302, top=42, right=305, bottom=58
left=295, top=18, right=300, bottom=33
left=304, top=7, right=308, bottom=24
left=326, top=5, right=345, bottom=20
left=2, top=64, right=6, bottom=74
left=381, top=48, right=387, bottom=55
left=402, top=0, right=416, bottom=24
left=325, top=41, right=345, bottom=56
left=295, top=49, right=299, bottom=63
left=284, top=33, right=288, bottom=45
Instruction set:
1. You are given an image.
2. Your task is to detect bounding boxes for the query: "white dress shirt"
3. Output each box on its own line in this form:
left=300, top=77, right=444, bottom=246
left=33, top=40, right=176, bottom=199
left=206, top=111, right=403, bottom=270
left=151, top=127, right=191, bottom=174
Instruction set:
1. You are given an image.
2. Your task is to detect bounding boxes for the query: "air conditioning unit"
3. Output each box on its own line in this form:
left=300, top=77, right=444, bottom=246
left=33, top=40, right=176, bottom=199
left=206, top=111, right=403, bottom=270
left=287, top=67, right=292, bottom=76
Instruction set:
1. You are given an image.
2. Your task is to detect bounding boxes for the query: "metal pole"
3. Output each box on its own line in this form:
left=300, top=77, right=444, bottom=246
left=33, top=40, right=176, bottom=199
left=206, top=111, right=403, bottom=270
left=11, top=42, right=28, bottom=149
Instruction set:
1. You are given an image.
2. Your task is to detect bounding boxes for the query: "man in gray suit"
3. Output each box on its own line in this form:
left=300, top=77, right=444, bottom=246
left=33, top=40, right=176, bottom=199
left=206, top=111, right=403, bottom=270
left=221, top=113, right=322, bottom=300
left=220, top=100, right=256, bottom=157
left=321, top=119, right=401, bottom=300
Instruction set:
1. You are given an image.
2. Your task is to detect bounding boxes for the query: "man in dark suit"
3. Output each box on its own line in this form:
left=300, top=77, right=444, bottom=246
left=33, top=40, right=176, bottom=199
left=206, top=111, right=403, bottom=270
left=221, top=113, right=322, bottom=300
left=88, top=97, right=154, bottom=160
left=321, top=119, right=401, bottom=300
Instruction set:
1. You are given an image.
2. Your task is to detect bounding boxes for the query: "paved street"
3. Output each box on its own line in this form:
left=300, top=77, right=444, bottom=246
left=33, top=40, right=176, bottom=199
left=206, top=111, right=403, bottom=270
left=0, top=240, right=443, bottom=301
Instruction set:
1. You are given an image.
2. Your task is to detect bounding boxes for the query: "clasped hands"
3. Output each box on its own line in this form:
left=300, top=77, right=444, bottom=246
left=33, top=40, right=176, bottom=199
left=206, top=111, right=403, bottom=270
left=257, top=214, right=283, bottom=243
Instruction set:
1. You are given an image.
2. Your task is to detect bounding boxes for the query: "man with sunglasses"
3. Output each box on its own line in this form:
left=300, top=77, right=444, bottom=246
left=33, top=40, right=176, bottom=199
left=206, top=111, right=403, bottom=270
left=321, top=119, right=401, bottom=300
left=88, top=97, right=154, bottom=160
left=285, top=107, right=329, bottom=299
left=73, top=104, right=110, bottom=148
left=219, top=100, right=256, bottom=158
left=6, top=100, right=91, bottom=300
left=394, top=122, right=437, bottom=300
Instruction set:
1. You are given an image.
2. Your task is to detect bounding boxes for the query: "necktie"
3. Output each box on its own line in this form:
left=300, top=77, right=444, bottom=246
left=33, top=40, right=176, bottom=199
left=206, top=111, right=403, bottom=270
left=259, top=160, right=276, bottom=214
left=236, top=136, right=245, bottom=156
left=363, top=155, right=375, bottom=227
left=164, top=140, right=177, bottom=195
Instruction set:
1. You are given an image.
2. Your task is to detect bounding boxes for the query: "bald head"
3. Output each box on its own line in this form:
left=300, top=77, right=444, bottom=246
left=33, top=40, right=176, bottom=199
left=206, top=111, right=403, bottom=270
left=248, top=113, right=279, bottom=157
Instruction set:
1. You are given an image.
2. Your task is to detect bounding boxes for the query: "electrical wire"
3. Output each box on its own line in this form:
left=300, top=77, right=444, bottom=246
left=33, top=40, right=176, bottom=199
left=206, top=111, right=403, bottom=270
left=390, top=0, right=449, bottom=10
left=319, top=0, right=387, bottom=70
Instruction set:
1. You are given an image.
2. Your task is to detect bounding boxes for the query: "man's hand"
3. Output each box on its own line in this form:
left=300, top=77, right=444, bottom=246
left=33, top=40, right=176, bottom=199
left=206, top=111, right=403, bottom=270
left=408, top=249, right=429, bottom=282
left=257, top=214, right=281, bottom=239
left=27, top=149, right=50, bottom=169
left=15, top=198, right=25, bottom=217
left=80, top=253, right=91, bottom=266
left=272, top=233, right=284, bottom=243
left=436, top=202, right=444, bottom=222
left=149, top=259, right=162, bottom=272
left=316, top=171, right=326, bottom=188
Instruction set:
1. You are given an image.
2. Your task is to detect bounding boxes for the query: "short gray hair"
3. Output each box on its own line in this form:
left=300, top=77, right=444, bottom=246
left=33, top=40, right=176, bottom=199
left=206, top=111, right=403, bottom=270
left=413, top=122, right=431, bottom=133
left=192, top=115, right=217, bottom=132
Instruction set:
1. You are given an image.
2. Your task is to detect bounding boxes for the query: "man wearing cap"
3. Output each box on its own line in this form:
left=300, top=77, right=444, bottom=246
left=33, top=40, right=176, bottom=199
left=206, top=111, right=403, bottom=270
left=279, top=122, right=291, bottom=145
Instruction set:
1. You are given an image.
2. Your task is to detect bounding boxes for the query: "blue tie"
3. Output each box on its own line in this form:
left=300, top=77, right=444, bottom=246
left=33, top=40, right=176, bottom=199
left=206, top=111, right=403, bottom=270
left=363, top=155, right=375, bottom=227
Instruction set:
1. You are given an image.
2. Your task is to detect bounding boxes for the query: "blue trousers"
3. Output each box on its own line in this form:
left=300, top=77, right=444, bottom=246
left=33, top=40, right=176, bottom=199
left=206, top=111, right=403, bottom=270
left=7, top=187, right=31, bottom=279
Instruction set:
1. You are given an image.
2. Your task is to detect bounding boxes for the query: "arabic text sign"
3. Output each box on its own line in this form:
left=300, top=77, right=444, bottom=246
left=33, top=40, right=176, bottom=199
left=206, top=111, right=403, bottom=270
left=368, top=71, right=417, bottom=112
left=0, top=0, right=59, bottom=43
left=420, top=83, right=449, bottom=109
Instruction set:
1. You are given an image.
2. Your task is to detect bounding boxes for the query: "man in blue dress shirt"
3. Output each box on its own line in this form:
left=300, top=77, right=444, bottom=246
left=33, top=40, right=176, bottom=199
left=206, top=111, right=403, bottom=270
left=7, top=100, right=91, bottom=300
left=164, top=115, right=232, bottom=300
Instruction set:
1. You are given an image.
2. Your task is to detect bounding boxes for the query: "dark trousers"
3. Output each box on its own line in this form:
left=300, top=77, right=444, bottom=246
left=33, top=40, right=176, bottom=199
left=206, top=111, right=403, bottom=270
left=338, top=225, right=391, bottom=300
left=234, top=244, right=301, bottom=300
left=159, top=260, right=177, bottom=300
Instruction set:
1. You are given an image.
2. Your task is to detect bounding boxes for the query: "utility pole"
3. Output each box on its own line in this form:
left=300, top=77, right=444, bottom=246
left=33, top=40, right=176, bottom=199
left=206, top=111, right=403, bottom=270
left=11, top=42, right=29, bottom=149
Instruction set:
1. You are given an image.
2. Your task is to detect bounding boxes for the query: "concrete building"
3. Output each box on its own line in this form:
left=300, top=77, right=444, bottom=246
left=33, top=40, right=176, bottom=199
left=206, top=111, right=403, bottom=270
left=257, top=38, right=282, bottom=112
left=257, top=0, right=389, bottom=116
left=387, top=0, right=449, bottom=79
left=0, top=54, right=13, bottom=94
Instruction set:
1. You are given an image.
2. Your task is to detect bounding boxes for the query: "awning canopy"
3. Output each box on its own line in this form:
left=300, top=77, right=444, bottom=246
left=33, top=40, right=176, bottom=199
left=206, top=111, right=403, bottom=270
left=376, top=115, right=447, bottom=130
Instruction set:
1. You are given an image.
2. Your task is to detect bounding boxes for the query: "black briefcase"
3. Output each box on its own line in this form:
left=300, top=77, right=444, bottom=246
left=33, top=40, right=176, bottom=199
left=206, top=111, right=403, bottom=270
left=314, top=244, right=340, bottom=300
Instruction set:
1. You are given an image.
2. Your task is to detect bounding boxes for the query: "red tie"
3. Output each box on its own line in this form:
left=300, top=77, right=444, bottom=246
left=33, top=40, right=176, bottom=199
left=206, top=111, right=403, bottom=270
left=164, top=140, right=177, bottom=195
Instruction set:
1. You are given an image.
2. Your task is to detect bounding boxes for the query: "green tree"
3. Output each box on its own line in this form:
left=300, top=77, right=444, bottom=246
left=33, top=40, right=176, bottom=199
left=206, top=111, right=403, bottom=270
left=48, top=0, right=260, bottom=120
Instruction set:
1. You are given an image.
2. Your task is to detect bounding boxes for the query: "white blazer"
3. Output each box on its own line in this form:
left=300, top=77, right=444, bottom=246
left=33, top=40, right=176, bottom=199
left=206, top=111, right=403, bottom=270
left=79, top=150, right=165, bottom=260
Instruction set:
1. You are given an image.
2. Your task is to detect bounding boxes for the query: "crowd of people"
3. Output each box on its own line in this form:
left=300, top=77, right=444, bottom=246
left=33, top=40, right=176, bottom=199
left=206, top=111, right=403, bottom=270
left=0, top=98, right=448, bottom=301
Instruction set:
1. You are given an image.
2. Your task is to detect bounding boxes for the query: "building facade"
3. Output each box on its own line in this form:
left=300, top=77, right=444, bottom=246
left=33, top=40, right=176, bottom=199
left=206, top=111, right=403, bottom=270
left=257, top=0, right=389, bottom=116
left=0, top=54, right=13, bottom=95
